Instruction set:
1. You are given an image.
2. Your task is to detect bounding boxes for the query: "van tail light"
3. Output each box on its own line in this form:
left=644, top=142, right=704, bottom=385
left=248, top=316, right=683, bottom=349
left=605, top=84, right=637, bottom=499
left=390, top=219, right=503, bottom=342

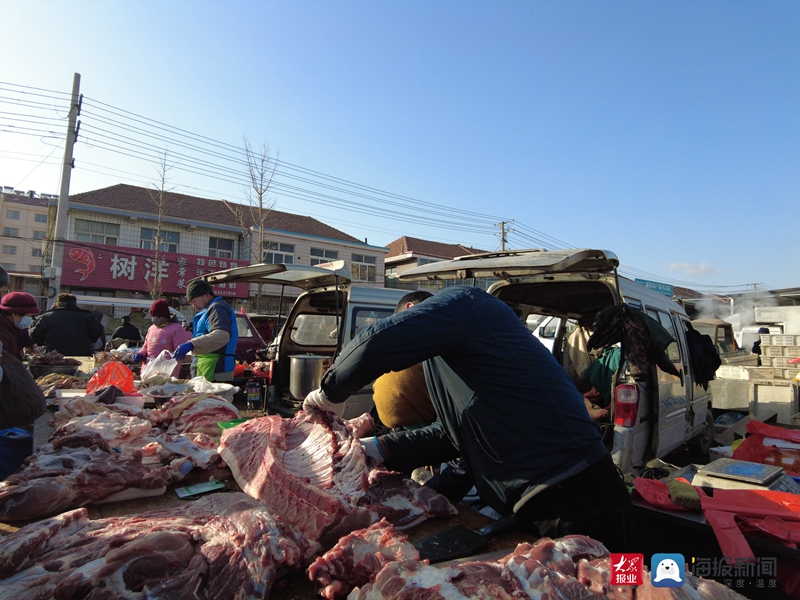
left=614, top=384, right=639, bottom=427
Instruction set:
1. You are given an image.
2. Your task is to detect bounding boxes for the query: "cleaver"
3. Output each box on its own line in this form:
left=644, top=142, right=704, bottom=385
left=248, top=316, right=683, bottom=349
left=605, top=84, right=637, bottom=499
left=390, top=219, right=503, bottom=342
left=412, top=514, right=520, bottom=564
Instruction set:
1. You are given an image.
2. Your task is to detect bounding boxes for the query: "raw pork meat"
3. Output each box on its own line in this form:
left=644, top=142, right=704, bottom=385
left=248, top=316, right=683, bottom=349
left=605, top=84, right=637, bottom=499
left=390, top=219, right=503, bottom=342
left=0, top=444, right=177, bottom=521
left=51, top=412, right=162, bottom=453
left=308, top=518, right=420, bottom=599
left=156, top=393, right=240, bottom=436
left=219, top=408, right=456, bottom=549
left=350, top=536, right=749, bottom=600
left=0, top=492, right=311, bottom=600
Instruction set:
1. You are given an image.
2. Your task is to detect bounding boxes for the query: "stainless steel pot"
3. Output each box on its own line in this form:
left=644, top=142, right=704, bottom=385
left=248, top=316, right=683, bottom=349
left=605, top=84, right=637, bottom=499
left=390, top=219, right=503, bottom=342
left=289, top=354, right=327, bottom=400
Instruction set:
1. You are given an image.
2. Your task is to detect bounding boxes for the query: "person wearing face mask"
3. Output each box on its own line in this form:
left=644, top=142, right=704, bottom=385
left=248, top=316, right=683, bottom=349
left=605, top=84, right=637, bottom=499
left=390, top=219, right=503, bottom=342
left=131, top=300, right=192, bottom=378
left=0, top=292, right=41, bottom=360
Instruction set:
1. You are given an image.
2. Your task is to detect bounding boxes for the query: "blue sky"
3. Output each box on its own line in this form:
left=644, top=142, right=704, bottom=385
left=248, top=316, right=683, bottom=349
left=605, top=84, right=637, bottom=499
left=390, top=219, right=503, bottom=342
left=1, top=1, right=797, bottom=291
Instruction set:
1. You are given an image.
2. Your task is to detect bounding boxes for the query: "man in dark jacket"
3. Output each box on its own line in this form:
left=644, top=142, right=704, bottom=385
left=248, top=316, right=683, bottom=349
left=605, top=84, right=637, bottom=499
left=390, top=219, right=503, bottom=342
left=29, top=293, right=104, bottom=356
left=304, top=286, right=632, bottom=551
left=111, top=315, right=143, bottom=343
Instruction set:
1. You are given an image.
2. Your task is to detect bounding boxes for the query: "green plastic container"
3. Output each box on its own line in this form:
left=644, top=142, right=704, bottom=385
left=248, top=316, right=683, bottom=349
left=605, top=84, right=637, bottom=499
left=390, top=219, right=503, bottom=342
left=217, top=419, right=251, bottom=430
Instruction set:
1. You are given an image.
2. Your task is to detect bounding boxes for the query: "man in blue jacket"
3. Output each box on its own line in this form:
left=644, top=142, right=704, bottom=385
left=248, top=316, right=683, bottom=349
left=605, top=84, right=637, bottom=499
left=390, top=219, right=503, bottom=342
left=174, top=280, right=238, bottom=382
left=305, top=286, right=632, bottom=550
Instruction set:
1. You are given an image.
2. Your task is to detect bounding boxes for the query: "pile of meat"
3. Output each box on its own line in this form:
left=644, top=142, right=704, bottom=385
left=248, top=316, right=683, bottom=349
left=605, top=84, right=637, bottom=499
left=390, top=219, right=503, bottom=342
left=219, top=407, right=457, bottom=551
left=308, top=524, right=748, bottom=600
left=0, top=394, right=239, bottom=521
left=0, top=492, right=311, bottom=600
left=28, top=351, right=82, bottom=366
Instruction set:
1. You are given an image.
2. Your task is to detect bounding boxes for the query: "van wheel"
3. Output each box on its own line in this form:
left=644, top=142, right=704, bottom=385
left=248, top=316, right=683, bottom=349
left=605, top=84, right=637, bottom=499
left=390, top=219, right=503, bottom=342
left=688, top=410, right=714, bottom=458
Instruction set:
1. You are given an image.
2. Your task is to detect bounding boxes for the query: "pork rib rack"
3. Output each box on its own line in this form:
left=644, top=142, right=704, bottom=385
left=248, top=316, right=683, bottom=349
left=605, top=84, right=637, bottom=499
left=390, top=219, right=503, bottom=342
left=219, top=408, right=456, bottom=550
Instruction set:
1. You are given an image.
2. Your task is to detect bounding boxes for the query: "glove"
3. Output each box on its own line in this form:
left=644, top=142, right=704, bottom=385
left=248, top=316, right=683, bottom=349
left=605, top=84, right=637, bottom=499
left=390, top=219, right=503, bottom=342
left=173, top=342, right=194, bottom=361
left=360, top=437, right=386, bottom=466
left=303, top=388, right=345, bottom=416
left=131, top=353, right=144, bottom=364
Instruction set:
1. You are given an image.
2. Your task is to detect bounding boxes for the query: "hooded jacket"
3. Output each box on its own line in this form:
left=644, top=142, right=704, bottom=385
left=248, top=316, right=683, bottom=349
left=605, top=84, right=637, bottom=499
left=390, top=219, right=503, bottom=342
left=29, top=303, right=104, bottom=357
left=321, top=286, right=607, bottom=515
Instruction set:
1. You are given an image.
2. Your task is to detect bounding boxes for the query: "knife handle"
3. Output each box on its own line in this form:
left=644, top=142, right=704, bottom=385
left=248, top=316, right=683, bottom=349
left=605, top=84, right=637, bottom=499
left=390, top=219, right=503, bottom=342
left=476, top=514, right=519, bottom=538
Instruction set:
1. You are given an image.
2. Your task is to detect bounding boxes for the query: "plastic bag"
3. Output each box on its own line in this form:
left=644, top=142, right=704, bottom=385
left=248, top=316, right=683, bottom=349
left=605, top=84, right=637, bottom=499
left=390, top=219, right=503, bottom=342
left=140, top=350, right=179, bottom=385
left=86, top=361, right=136, bottom=394
left=187, top=376, right=237, bottom=403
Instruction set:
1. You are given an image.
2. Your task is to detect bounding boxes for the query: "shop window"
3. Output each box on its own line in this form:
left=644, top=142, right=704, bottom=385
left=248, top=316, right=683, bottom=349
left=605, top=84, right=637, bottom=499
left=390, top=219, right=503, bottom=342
left=75, top=219, right=119, bottom=245
left=140, top=228, right=179, bottom=252
left=310, top=247, right=338, bottom=265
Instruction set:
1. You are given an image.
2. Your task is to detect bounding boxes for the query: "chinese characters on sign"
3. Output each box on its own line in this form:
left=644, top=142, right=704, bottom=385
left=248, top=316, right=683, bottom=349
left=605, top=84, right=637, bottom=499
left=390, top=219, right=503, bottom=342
left=691, top=557, right=778, bottom=591
left=62, top=242, right=248, bottom=298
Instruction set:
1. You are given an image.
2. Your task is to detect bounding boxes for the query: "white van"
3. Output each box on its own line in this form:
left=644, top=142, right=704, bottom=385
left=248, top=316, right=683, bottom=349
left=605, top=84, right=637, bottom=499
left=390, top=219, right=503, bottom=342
left=399, top=248, right=714, bottom=475
left=199, top=261, right=407, bottom=419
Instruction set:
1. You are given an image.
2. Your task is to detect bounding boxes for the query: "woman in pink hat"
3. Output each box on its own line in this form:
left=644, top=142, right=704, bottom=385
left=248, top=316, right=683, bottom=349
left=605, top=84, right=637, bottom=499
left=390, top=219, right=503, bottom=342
left=132, top=299, right=191, bottom=378
left=0, top=292, right=41, bottom=360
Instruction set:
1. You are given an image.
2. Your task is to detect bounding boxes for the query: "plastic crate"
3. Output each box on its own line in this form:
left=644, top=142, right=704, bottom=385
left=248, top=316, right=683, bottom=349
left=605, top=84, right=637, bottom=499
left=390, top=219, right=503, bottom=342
left=784, top=346, right=800, bottom=358
left=773, top=335, right=797, bottom=346
left=762, top=345, right=784, bottom=357
left=772, top=357, right=795, bottom=368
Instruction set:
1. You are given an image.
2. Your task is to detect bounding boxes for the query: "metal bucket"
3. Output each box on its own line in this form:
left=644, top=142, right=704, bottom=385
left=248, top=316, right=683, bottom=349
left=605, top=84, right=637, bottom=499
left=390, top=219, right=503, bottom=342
left=289, top=354, right=327, bottom=400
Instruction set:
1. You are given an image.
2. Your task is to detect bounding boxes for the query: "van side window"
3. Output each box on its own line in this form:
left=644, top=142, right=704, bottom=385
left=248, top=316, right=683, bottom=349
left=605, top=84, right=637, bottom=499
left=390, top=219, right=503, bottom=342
left=646, top=308, right=682, bottom=367
left=351, top=308, right=394, bottom=339
left=625, top=298, right=643, bottom=311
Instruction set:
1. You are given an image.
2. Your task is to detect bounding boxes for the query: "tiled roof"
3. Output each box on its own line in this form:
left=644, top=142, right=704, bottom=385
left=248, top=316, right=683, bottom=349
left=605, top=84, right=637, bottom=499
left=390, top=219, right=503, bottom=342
left=69, top=184, right=362, bottom=243
left=385, top=236, right=487, bottom=260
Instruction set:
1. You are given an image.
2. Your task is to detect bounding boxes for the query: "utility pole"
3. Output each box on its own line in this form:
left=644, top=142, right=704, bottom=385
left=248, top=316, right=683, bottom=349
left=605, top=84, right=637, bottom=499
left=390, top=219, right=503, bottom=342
left=48, top=73, right=81, bottom=308
left=494, top=219, right=514, bottom=251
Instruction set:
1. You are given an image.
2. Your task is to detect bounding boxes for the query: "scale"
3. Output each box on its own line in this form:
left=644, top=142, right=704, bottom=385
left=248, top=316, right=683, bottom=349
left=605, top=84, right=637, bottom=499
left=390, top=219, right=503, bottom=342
left=692, top=458, right=800, bottom=493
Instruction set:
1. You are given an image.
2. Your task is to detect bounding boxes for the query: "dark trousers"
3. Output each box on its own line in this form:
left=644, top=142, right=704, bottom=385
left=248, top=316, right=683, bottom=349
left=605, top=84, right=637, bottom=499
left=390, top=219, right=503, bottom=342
left=516, top=453, right=633, bottom=552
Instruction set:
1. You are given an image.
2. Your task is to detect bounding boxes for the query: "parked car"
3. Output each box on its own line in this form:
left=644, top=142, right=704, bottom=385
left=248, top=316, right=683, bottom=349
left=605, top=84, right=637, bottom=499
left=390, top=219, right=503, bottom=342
left=398, top=248, right=715, bottom=475
left=199, top=261, right=407, bottom=419
left=234, top=312, right=268, bottom=364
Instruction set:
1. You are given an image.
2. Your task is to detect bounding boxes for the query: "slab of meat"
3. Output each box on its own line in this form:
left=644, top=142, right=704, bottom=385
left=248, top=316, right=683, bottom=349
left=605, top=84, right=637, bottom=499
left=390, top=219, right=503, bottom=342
left=0, top=444, right=176, bottom=521
left=219, top=408, right=456, bottom=550
left=156, top=393, right=240, bottom=436
left=51, top=411, right=162, bottom=453
left=0, top=492, right=311, bottom=600
left=308, top=518, right=420, bottom=599
left=350, top=536, right=750, bottom=600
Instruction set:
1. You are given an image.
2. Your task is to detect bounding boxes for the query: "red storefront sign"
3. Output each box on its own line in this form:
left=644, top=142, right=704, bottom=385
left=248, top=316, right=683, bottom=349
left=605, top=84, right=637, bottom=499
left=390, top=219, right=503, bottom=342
left=61, top=242, right=249, bottom=298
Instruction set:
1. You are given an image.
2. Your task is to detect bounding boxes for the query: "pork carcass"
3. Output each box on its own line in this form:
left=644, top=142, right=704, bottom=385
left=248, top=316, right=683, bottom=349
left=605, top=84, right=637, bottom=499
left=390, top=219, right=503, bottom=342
left=0, top=492, right=311, bottom=600
left=308, top=518, right=420, bottom=599
left=219, top=408, right=456, bottom=550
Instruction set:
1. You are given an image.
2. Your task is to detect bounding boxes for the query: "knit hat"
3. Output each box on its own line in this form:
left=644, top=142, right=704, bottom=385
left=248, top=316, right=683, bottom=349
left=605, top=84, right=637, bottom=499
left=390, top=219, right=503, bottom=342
left=186, top=279, right=214, bottom=301
left=0, top=291, right=41, bottom=315
left=149, top=299, right=171, bottom=318
left=121, top=315, right=132, bottom=323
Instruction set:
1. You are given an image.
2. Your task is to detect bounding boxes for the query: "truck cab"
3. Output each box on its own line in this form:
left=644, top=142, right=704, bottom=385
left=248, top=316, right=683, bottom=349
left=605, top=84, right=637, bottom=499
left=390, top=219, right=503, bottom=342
left=399, top=248, right=714, bottom=475
left=199, top=261, right=407, bottom=419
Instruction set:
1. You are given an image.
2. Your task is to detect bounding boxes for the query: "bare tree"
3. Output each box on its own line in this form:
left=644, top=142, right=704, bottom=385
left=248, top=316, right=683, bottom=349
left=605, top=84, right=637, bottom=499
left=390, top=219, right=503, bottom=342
left=225, top=136, right=277, bottom=312
left=145, top=151, right=174, bottom=300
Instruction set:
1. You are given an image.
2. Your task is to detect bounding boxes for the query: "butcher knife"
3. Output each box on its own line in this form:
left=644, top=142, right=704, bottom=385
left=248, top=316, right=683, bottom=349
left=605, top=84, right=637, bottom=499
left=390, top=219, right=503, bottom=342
left=412, top=514, right=519, bottom=563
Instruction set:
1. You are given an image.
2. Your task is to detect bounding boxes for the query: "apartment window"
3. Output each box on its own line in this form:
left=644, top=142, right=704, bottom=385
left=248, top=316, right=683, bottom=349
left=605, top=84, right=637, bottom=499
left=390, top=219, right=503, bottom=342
left=140, top=228, right=179, bottom=252
left=310, top=247, right=338, bottom=266
left=32, top=248, right=42, bottom=257
left=0, top=263, right=15, bottom=271
left=2, top=246, right=16, bottom=255
left=5, top=210, right=19, bottom=220
left=29, top=265, right=43, bottom=273
left=209, top=237, right=234, bottom=259
left=385, top=266, right=397, bottom=279
left=351, top=254, right=377, bottom=282
left=33, top=230, right=47, bottom=240
left=262, top=241, right=294, bottom=264
left=3, top=228, right=19, bottom=237
left=34, top=213, right=47, bottom=223
left=75, top=219, right=119, bottom=245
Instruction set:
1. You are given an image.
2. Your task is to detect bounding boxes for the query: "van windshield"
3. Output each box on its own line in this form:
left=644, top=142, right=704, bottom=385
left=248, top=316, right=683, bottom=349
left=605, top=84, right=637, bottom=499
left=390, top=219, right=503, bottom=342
left=289, top=314, right=339, bottom=347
